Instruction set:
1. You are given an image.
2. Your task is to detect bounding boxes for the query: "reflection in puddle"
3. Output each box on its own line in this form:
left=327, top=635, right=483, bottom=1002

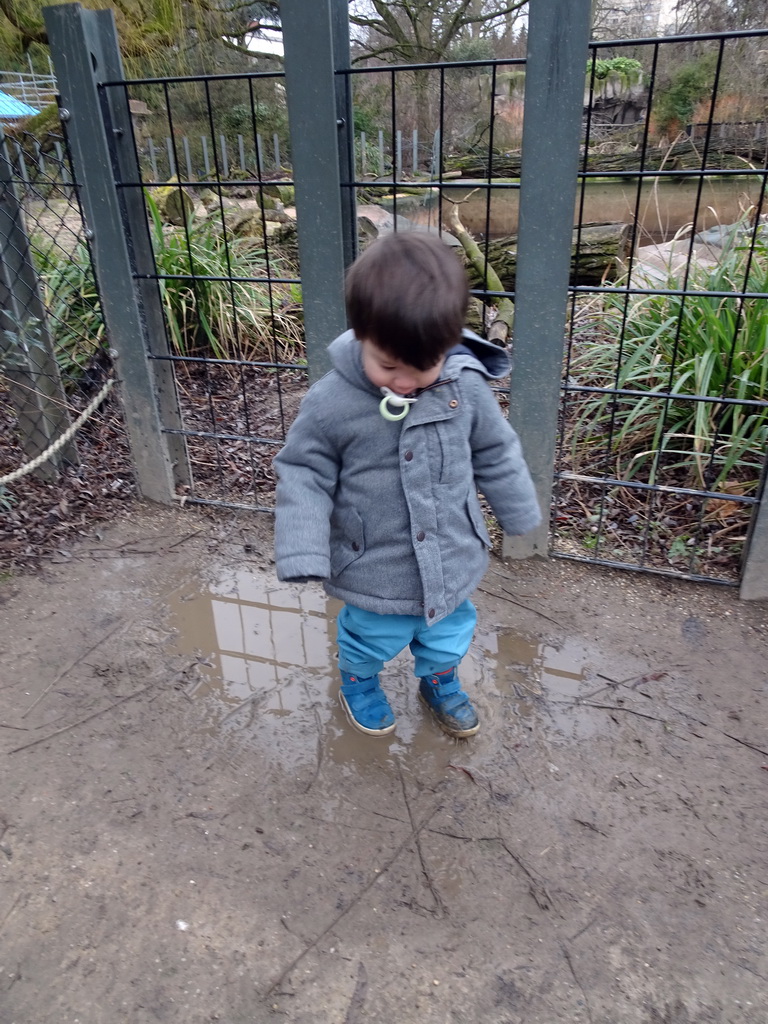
left=476, top=628, right=601, bottom=740
left=167, top=568, right=604, bottom=770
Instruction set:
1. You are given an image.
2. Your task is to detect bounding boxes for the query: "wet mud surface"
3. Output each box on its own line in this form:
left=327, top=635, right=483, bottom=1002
left=1, top=505, right=767, bottom=1023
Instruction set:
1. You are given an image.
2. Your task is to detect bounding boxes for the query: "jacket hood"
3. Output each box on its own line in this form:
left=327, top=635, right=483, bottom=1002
left=327, top=328, right=510, bottom=392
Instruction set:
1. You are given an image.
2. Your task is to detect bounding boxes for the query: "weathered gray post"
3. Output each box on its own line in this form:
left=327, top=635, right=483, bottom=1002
left=331, top=0, right=358, bottom=270
left=740, top=463, right=768, bottom=600
left=281, top=0, right=350, bottom=382
left=43, top=3, right=190, bottom=503
left=504, top=0, right=593, bottom=559
left=0, top=129, right=77, bottom=477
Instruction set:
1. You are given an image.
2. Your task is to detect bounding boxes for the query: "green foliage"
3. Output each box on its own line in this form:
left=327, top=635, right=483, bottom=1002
left=654, top=55, right=717, bottom=135
left=33, top=243, right=105, bottom=378
left=589, top=56, right=643, bottom=81
left=145, top=192, right=302, bottom=361
left=221, top=99, right=288, bottom=140
left=353, top=107, right=379, bottom=136
left=448, top=36, right=495, bottom=65
left=569, top=225, right=768, bottom=495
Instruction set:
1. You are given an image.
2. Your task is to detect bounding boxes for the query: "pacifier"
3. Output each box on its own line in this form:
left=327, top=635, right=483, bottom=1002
left=379, top=386, right=418, bottom=422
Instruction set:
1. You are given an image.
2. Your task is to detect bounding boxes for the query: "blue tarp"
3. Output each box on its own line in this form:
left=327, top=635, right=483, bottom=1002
left=0, top=90, right=39, bottom=120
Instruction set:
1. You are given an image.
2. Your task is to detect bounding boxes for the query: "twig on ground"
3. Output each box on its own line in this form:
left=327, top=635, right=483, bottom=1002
left=573, top=819, right=608, bottom=837
left=265, top=805, right=442, bottom=996
left=9, top=683, right=155, bottom=754
left=476, top=586, right=561, bottom=626
left=219, top=689, right=273, bottom=725
left=498, top=838, right=553, bottom=911
left=575, top=701, right=668, bottom=724
left=21, top=618, right=128, bottom=718
left=0, top=894, right=21, bottom=936
left=398, top=765, right=445, bottom=917
left=561, top=943, right=594, bottom=1024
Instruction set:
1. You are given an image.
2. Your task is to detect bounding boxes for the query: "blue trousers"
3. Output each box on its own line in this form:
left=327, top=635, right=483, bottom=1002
left=336, top=600, right=477, bottom=679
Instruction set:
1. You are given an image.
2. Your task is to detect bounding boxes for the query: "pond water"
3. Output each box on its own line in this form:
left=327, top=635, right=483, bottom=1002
left=410, top=175, right=763, bottom=243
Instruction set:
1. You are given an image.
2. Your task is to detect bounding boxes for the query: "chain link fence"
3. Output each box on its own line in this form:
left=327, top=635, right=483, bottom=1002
left=0, top=126, right=134, bottom=567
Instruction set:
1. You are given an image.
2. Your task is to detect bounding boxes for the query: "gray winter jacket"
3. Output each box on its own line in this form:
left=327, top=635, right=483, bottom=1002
left=273, top=329, right=541, bottom=624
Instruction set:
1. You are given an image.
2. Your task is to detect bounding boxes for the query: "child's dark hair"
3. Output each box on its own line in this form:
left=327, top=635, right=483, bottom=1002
left=345, top=232, right=469, bottom=371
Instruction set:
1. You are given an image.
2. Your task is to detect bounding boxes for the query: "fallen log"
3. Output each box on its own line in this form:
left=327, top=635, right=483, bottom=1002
left=444, top=201, right=513, bottom=344
left=465, top=222, right=631, bottom=290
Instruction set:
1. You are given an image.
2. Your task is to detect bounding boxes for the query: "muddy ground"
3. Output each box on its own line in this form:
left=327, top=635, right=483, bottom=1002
left=1, top=503, right=767, bottom=1024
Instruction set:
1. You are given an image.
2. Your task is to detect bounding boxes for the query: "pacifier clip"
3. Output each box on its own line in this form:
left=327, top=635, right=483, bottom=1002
left=378, top=376, right=455, bottom=422
left=379, top=386, right=418, bottom=421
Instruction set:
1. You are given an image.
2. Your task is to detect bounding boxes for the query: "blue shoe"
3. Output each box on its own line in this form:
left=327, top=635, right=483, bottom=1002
left=339, top=671, right=396, bottom=736
left=418, top=668, right=479, bottom=738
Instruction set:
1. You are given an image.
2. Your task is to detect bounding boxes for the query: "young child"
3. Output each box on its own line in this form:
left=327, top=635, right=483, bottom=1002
left=273, top=231, right=541, bottom=739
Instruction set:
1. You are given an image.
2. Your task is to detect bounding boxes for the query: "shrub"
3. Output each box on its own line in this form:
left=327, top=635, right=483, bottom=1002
left=569, top=225, right=768, bottom=495
left=145, top=193, right=303, bottom=362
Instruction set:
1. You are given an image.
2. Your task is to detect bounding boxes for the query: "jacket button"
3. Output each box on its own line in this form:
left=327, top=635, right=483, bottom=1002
left=404, top=450, right=413, bottom=461
left=427, top=608, right=436, bottom=618
left=351, top=542, right=360, bottom=551
left=416, top=530, right=425, bottom=542
left=449, top=399, right=459, bottom=409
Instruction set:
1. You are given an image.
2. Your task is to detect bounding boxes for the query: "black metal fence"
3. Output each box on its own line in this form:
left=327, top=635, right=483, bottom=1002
left=5, top=3, right=768, bottom=591
left=0, top=127, right=123, bottom=479
left=557, top=29, right=768, bottom=585
left=336, top=33, right=768, bottom=585
left=98, top=69, right=303, bottom=511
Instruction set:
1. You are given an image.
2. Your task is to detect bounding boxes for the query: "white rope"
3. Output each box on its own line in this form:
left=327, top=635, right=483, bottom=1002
left=0, top=377, right=115, bottom=486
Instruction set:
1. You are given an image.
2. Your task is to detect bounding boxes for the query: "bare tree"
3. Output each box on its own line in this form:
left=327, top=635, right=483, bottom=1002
left=349, top=0, right=527, bottom=64
left=671, top=0, right=768, bottom=31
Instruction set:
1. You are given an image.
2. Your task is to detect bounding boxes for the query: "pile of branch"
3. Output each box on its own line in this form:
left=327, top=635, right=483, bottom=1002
left=447, top=136, right=759, bottom=178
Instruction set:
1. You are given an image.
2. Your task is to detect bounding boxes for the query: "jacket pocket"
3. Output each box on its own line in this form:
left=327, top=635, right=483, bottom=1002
left=466, top=488, right=492, bottom=548
left=330, top=505, right=366, bottom=577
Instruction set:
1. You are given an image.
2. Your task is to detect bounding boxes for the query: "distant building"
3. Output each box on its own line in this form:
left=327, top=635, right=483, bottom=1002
left=593, top=1, right=664, bottom=39
left=0, top=89, right=39, bottom=123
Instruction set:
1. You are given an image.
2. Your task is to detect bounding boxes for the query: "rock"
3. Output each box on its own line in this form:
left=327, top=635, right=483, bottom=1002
left=356, top=204, right=460, bottom=245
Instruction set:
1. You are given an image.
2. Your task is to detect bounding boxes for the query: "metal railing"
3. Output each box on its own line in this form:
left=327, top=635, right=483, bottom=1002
left=554, top=29, right=768, bottom=586
left=0, top=128, right=113, bottom=472
left=0, top=70, right=58, bottom=110
left=99, top=68, right=304, bottom=511
left=31, top=3, right=768, bottom=595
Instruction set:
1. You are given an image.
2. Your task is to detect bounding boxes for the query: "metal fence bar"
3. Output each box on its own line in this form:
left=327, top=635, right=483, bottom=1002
left=44, top=3, right=184, bottom=503
left=0, top=128, right=77, bottom=477
left=182, top=135, right=193, bottom=179
left=219, top=134, right=229, bottom=178
left=165, top=135, right=176, bottom=178
left=331, top=0, right=357, bottom=269
left=53, top=140, right=71, bottom=184
left=148, top=137, right=158, bottom=179
left=740, top=463, right=768, bottom=599
left=504, top=0, right=593, bottom=559
left=273, top=132, right=280, bottom=169
left=201, top=135, right=210, bottom=177
left=14, top=142, right=30, bottom=190
left=281, top=0, right=348, bottom=381
left=238, top=133, right=246, bottom=172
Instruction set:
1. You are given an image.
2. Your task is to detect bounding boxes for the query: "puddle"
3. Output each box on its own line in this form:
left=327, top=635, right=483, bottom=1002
left=476, top=628, right=605, bottom=740
left=167, top=567, right=609, bottom=772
